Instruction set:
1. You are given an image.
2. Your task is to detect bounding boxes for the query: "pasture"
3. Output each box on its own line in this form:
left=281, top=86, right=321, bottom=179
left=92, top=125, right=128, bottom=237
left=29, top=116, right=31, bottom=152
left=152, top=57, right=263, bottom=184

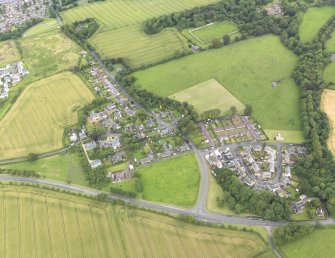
left=90, top=25, right=189, bottom=67
left=22, top=19, right=59, bottom=38
left=0, top=72, right=94, bottom=159
left=0, top=153, right=86, bottom=185
left=134, top=35, right=301, bottom=131
left=20, top=30, right=80, bottom=78
left=137, top=152, right=200, bottom=207
left=0, top=40, right=20, bottom=66
left=60, top=0, right=216, bottom=67
left=169, top=78, right=245, bottom=114
left=0, top=185, right=273, bottom=258
left=299, top=7, right=335, bottom=43
left=279, top=228, right=335, bottom=258
left=326, top=30, right=335, bottom=52
left=323, top=62, right=335, bottom=86
left=321, top=89, right=335, bottom=155
left=191, top=21, right=239, bottom=43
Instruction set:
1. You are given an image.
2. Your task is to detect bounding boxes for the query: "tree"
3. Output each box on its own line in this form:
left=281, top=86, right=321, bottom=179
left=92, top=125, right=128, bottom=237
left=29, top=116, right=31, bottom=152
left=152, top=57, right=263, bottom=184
left=211, top=38, right=221, bottom=48
left=229, top=106, right=237, bottom=115
left=27, top=153, right=38, bottom=161
left=223, top=34, right=231, bottom=45
left=244, top=104, right=253, bottom=116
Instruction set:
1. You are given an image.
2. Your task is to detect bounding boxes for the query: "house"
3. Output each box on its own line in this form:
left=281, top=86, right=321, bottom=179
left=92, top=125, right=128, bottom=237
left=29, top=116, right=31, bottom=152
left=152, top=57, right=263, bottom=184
left=83, top=141, right=97, bottom=151
left=89, top=159, right=102, bottom=169
left=69, top=133, right=78, bottom=142
left=275, top=133, right=284, bottom=141
left=316, top=207, right=325, bottom=217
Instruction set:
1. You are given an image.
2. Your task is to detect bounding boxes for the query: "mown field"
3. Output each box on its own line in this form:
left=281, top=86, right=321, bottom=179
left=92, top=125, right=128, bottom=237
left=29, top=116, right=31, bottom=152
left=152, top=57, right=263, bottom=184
left=169, top=78, right=245, bottom=114
left=0, top=153, right=86, bottom=185
left=91, top=25, right=189, bottom=67
left=0, top=72, right=94, bottom=159
left=23, top=19, right=59, bottom=38
left=280, top=228, right=335, bottom=258
left=137, top=152, right=200, bottom=207
left=20, top=30, right=80, bottom=78
left=264, top=129, right=305, bottom=144
left=134, top=35, right=301, bottom=131
left=0, top=185, right=273, bottom=258
left=321, top=89, right=335, bottom=155
left=191, top=21, right=238, bottom=43
left=0, top=40, right=20, bottom=66
left=60, top=0, right=217, bottom=67
left=299, top=6, right=335, bottom=43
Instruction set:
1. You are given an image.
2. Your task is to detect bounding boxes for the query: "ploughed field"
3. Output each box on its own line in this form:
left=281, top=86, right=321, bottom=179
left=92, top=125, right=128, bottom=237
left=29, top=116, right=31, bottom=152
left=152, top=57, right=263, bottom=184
left=0, top=186, right=273, bottom=258
left=0, top=72, right=94, bottom=160
left=134, top=35, right=302, bottom=132
left=60, top=0, right=217, bottom=67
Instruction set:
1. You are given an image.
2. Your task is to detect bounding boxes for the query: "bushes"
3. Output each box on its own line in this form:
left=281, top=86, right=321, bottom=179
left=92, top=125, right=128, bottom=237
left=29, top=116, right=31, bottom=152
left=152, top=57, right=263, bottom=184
left=274, top=223, right=315, bottom=246
left=0, top=168, right=40, bottom=178
left=110, top=186, right=137, bottom=198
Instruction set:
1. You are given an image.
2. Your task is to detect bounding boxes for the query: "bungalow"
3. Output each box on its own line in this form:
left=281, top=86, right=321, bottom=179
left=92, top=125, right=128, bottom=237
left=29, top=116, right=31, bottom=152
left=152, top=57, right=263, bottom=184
left=90, top=159, right=102, bottom=169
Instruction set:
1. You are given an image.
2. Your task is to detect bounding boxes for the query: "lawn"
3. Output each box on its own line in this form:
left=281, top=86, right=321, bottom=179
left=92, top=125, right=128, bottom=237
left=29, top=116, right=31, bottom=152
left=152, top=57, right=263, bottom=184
left=136, top=152, right=200, bottom=207
left=60, top=0, right=216, bottom=67
left=321, top=89, right=335, bottom=155
left=0, top=40, right=20, bottom=66
left=20, top=30, right=80, bottom=79
left=134, top=35, right=301, bottom=131
left=22, top=18, right=59, bottom=38
left=280, top=228, right=335, bottom=258
left=169, top=78, right=245, bottom=115
left=0, top=72, right=94, bottom=160
left=299, top=7, right=335, bottom=43
left=191, top=21, right=239, bottom=43
left=264, top=129, right=305, bottom=143
left=0, top=185, right=273, bottom=258
left=0, top=153, right=86, bottom=185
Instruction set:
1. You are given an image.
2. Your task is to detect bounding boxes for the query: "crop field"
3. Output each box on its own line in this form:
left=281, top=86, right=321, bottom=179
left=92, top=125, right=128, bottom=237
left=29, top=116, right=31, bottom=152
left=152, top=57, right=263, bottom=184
left=299, top=7, right=335, bottom=43
left=169, top=78, right=245, bottom=114
left=0, top=185, right=272, bottom=258
left=134, top=35, right=301, bottom=131
left=20, top=30, right=80, bottom=78
left=280, top=228, right=335, bottom=258
left=23, top=19, right=59, bottom=38
left=0, top=153, right=86, bottom=185
left=0, top=40, right=20, bottom=66
left=191, top=21, right=239, bottom=43
left=0, top=72, right=94, bottom=159
left=321, top=89, right=335, bottom=155
left=90, top=25, right=189, bottom=67
left=137, top=152, right=200, bottom=207
left=60, top=0, right=216, bottom=67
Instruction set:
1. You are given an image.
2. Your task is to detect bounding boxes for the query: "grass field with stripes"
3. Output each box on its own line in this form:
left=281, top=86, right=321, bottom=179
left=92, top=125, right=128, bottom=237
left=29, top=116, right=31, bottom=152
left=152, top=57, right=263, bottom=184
left=0, top=72, right=94, bottom=159
left=60, top=0, right=217, bottom=67
left=0, top=185, right=274, bottom=258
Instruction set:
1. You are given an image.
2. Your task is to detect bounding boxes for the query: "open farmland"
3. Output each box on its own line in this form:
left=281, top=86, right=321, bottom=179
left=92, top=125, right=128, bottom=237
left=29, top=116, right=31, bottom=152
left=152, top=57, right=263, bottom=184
left=279, top=228, right=335, bottom=258
left=134, top=35, right=301, bottom=131
left=169, top=78, right=245, bottom=114
left=191, top=21, right=239, bottom=43
left=23, top=18, right=59, bottom=38
left=0, top=72, right=94, bottom=159
left=60, top=0, right=217, bottom=67
left=299, top=7, right=335, bottom=43
left=0, top=185, right=273, bottom=258
left=137, top=152, right=200, bottom=207
left=91, top=25, right=189, bottom=67
left=321, top=89, right=335, bottom=155
left=0, top=40, right=20, bottom=66
left=323, top=62, right=335, bottom=86
left=20, top=30, right=80, bottom=78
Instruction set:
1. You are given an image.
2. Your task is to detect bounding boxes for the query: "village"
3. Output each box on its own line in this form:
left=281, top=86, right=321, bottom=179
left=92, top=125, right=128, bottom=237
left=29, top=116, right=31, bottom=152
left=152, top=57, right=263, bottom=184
left=0, top=0, right=46, bottom=32
left=0, top=61, right=29, bottom=99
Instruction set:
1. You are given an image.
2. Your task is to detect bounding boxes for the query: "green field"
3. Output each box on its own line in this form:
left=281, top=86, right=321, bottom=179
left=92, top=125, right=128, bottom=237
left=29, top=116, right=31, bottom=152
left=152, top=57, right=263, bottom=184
left=60, top=0, right=216, bottom=67
left=0, top=40, right=20, bottom=66
left=280, top=228, right=335, bottom=258
left=0, top=153, right=86, bottom=185
left=264, top=129, right=305, bottom=143
left=91, top=25, right=189, bottom=67
left=299, top=7, right=335, bottom=43
left=20, top=30, right=80, bottom=78
left=191, top=21, right=238, bottom=43
left=169, top=78, right=245, bottom=114
left=137, top=152, right=200, bottom=207
left=134, top=35, right=301, bottom=131
left=323, top=62, right=335, bottom=85
left=326, top=30, right=335, bottom=52
left=23, top=19, right=59, bottom=38
left=0, top=72, right=94, bottom=159
left=0, top=185, right=273, bottom=258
